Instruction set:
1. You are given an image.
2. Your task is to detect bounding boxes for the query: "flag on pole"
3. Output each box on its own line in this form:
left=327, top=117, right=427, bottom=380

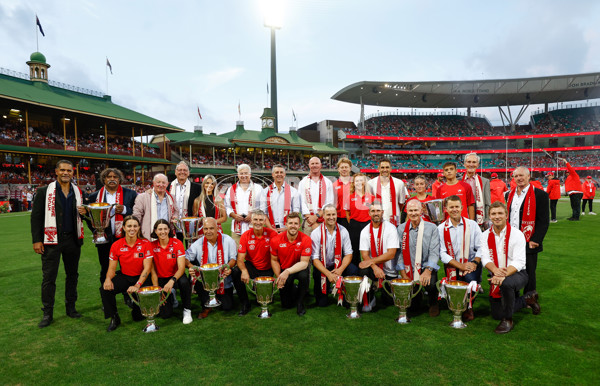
left=238, top=101, right=241, bottom=116
left=106, top=58, right=113, bottom=74
left=197, top=106, right=202, bottom=119
left=267, top=83, right=269, bottom=94
left=36, top=15, right=45, bottom=37
left=292, top=109, right=296, bottom=122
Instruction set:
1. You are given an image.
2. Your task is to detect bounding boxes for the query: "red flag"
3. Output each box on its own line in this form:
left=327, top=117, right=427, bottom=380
left=197, top=106, right=202, bottom=119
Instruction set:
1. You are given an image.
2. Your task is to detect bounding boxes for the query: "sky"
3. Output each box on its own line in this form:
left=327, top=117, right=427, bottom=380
left=2, top=0, right=600, bottom=135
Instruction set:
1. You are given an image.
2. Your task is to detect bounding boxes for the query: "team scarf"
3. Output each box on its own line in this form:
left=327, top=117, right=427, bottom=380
left=443, top=217, right=471, bottom=280
left=169, top=179, right=190, bottom=217
left=506, top=185, right=536, bottom=242
left=487, top=224, right=511, bottom=299
left=230, top=182, right=255, bottom=235
left=376, top=176, right=398, bottom=226
left=463, top=174, right=485, bottom=225
left=305, top=174, right=326, bottom=221
left=320, top=224, right=342, bottom=294
left=401, top=219, right=425, bottom=281
left=150, top=189, right=175, bottom=240
left=202, top=232, right=226, bottom=295
left=369, top=222, right=386, bottom=288
left=267, top=183, right=291, bottom=229
left=334, top=178, right=351, bottom=215
left=97, top=185, right=124, bottom=238
left=43, top=181, right=84, bottom=244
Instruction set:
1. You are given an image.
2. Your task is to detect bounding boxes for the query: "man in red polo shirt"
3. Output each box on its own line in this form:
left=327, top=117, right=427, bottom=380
left=432, top=173, right=444, bottom=198
left=271, top=212, right=312, bottom=316
left=436, top=162, right=475, bottom=219
left=232, top=209, right=278, bottom=316
left=582, top=176, right=597, bottom=215
left=490, top=173, right=508, bottom=204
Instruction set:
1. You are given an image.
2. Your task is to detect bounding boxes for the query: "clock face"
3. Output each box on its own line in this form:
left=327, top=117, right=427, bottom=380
left=267, top=118, right=274, bottom=127
left=262, top=119, right=267, bottom=127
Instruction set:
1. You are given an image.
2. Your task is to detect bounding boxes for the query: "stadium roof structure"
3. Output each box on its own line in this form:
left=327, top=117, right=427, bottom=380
left=331, top=73, right=600, bottom=109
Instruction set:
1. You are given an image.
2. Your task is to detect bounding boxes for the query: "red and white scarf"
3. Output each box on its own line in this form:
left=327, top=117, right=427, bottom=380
left=443, top=217, right=470, bottom=279
left=230, top=182, right=255, bottom=235
left=305, top=174, right=326, bottom=222
left=488, top=225, right=511, bottom=299
left=267, top=183, right=291, bottom=229
left=369, top=222, right=386, bottom=288
left=202, top=232, right=226, bottom=295
left=376, top=177, right=398, bottom=226
left=506, top=186, right=536, bottom=242
left=320, top=224, right=342, bottom=294
left=401, top=220, right=425, bottom=281
left=463, top=174, right=484, bottom=225
left=43, top=181, right=84, bottom=244
left=97, top=185, right=124, bottom=238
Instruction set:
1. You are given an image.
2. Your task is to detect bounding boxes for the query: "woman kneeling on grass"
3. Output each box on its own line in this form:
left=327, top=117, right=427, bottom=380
left=100, top=215, right=154, bottom=332
left=150, top=219, right=193, bottom=325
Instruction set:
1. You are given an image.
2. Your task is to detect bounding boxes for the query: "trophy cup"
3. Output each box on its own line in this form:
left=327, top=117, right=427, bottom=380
left=342, top=276, right=364, bottom=319
left=128, top=286, right=170, bottom=333
left=246, top=276, right=278, bottom=318
left=383, top=278, right=422, bottom=324
left=81, top=202, right=116, bottom=244
left=437, top=280, right=479, bottom=328
left=200, top=263, right=228, bottom=308
left=180, top=217, right=202, bottom=240
left=424, top=199, right=446, bottom=225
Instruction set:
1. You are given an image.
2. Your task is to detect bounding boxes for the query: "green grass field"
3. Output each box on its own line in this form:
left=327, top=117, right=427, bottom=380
left=1, top=199, right=599, bottom=385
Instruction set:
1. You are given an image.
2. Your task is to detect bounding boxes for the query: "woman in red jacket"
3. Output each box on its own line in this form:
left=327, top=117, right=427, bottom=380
left=545, top=172, right=561, bottom=223
left=561, top=158, right=583, bottom=221
left=582, top=176, right=597, bottom=215
left=347, top=173, right=374, bottom=270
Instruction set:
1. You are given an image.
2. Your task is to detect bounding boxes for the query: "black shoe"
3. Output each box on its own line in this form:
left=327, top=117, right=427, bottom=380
left=66, top=307, right=82, bottom=318
left=297, top=303, right=306, bottom=316
left=238, top=303, right=251, bottom=316
left=38, top=314, right=53, bottom=328
left=107, top=314, right=121, bottom=332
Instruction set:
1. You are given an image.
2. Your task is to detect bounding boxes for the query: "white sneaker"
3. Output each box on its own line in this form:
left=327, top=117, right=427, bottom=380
left=581, top=212, right=585, bottom=216
left=183, top=308, right=193, bottom=324
left=551, top=219, right=558, bottom=223
left=589, top=212, right=597, bottom=215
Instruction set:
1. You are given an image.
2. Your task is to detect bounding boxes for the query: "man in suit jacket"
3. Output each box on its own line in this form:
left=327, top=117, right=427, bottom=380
left=169, top=161, right=202, bottom=242
left=463, top=152, right=491, bottom=227
left=31, top=160, right=85, bottom=328
left=80, top=168, right=137, bottom=284
left=505, top=166, right=549, bottom=314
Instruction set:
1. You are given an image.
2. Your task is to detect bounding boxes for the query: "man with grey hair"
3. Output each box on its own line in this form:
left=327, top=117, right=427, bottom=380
left=462, top=152, right=491, bottom=227
left=298, top=157, right=334, bottom=234
left=225, top=164, right=263, bottom=244
left=169, top=161, right=202, bottom=241
left=261, top=164, right=300, bottom=233
left=133, top=173, right=179, bottom=240
left=505, top=166, right=549, bottom=312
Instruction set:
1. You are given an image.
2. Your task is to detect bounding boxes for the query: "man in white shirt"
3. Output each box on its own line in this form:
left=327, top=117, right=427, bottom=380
left=225, top=164, right=263, bottom=244
left=260, top=164, right=300, bottom=233
left=481, top=202, right=540, bottom=334
left=367, top=159, right=406, bottom=226
left=311, top=204, right=354, bottom=307
left=169, top=161, right=202, bottom=242
left=298, top=157, right=334, bottom=234
left=462, top=152, right=491, bottom=227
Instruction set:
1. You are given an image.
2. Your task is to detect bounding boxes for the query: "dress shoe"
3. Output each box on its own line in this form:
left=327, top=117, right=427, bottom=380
left=525, top=292, right=541, bottom=315
left=238, top=303, right=251, bottom=316
left=494, top=318, right=513, bottom=334
left=107, top=314, right=121, bottom=332
left=428, top=303, right=440, bottom=317
left=38, top=314, right=53, bottom=328
left=197, top=308, right=212, bottom=319
left=462, top=308, right=474, bottom=322
left=297, top=303, right=306, bottom=316
left=66, top=308, right=82, bottom=318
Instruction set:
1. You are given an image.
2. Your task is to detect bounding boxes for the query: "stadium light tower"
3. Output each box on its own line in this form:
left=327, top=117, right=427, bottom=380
left=262, top=0, right=283, bottom=133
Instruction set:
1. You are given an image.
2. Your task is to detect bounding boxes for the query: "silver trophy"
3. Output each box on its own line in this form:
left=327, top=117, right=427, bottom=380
left=180, top=217, right=202, bottom=240
left=424, top=199, right=446, bottom=225
left=200, top=263, right=227, bottom=308
left=342, top=276, right=364, bottom=319
left=128, top=286, right=170, bottom=333
left=437, top=280, right=478, bottom=329
left=246, top=276, right=279, bottom=318
left=383, top=278, right=422, bottom=324
left=81, top=202, right=116, bottom=244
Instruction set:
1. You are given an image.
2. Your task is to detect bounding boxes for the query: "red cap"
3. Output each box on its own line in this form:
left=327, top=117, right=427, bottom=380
left=547, top=172, right=554, bottom=177
left=437, top=173, right=443, bottom=178
left=587, top=176, right=592, bottom=179
left=491, top=173, right=498, bottom=178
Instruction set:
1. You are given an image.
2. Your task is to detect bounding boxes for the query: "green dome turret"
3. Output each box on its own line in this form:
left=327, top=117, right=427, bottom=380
left=29, top=52, right=47, bottom=64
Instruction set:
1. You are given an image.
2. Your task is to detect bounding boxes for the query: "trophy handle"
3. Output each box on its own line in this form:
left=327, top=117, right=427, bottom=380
left=436, top=280, right=442, bottom=295
left=80, top=206, right=92, bottom=222
left=411, top=282, right=422, bottom=299
left=128, top=291, right=140, bottom=307
left=246, top=279, right=256, bottom=295
left=159, top=288, right=171, bottom=306
left=108, top=203, right=117, bottom=219
left=382, top=280, right=393, bottom=297
left=272, top=281, right=279, bottom=295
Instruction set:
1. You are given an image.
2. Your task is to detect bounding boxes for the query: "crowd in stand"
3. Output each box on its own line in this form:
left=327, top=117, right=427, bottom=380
left=181, top=152, right=335, bottom=171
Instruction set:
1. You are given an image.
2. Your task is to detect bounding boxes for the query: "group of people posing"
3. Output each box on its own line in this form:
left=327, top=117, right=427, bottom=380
left=31, top=153, right=552, bottom=334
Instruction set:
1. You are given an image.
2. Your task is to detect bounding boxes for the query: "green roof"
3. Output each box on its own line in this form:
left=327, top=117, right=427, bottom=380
left=29, top=52, right=47, bottom=64
left=0, top=73, right=182, bottom=134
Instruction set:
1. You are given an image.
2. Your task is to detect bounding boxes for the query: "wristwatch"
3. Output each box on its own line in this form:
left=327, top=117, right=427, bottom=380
left=427, top=267, right=434, bottom=272
left=170, top=276, right=177, bottom=282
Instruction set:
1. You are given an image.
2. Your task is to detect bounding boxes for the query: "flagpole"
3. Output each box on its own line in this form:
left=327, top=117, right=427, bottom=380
left=106, top=61, right=108, bottom=96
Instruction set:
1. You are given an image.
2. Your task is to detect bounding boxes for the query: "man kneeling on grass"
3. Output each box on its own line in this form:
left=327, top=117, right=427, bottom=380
left=480, top=202, right=540, bottom=334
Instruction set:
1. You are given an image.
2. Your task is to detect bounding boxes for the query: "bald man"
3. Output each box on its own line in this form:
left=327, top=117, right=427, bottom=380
left=298, top=157, right=334, bottom=234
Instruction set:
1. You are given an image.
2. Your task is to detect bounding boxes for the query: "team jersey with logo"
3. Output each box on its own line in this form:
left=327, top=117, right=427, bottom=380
left=238, top=227, right=278, bottom=270
left=436, top=181, right=475, bottom=218
left=270, top=231, right=312, bottom=270
left=151, top=238, right=185, bottom=278
left=109, top=238, right=153, bottom=276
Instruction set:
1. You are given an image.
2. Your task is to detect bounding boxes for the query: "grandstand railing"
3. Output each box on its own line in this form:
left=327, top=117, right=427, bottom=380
left=345, top=130, right=600, bottom=142
left=370, top=145, right=600, bottom=155
left=0, top=67, right=105, bottom=98
left=532, top=102, right=600, bottom=116
left=364, top=111, right=487, bottom=120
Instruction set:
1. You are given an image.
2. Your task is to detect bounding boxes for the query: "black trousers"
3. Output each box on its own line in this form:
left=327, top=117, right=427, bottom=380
left=569, top=193, right=583, bottom=219
left=349, top=219, right=370, bottom=267
left=408, top=269, right=439, bottom=311
left=41, top=233, right=81, bottom=314
left=158, top=275, right=192, bottom=317
left=357, top=267, right=398, bottom=307
left=231, top=261, right=274, bottom=307
left=193, top=280, right=234, bottom=311
left=96, top=242, right=112, bottom=284
left=550, top=199, right=558, bottom=221
left=490, top=270, right=528, bottom=320
left=100, top=274, right=149, bottom=320
left=582, top=199, right=593, bottom=212
left=312, top=263, right=359, bottom=307
left=524, top=252, right=538, bottom=295
left=279, top=267, right=309, bottom=309
left=337, top=217, right=350, bottom=231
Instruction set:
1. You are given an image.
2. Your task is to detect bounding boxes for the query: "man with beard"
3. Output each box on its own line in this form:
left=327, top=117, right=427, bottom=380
left=367, top=159, right=406, bottom=226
